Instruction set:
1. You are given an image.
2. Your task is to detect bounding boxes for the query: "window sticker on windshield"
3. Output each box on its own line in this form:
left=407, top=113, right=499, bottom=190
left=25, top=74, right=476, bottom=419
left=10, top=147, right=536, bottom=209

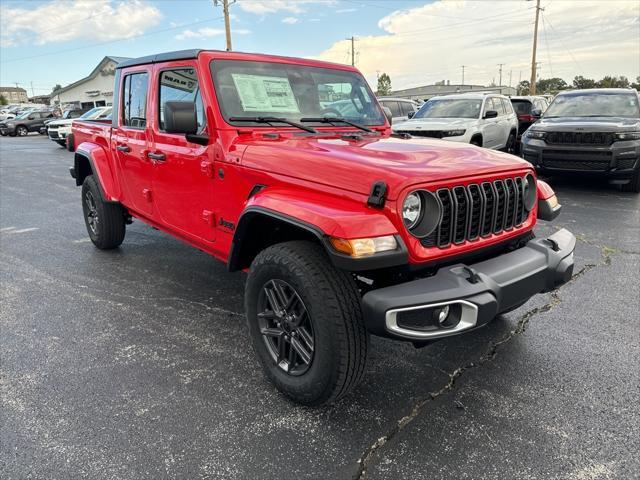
left=231, top=73, right=300, bottom=113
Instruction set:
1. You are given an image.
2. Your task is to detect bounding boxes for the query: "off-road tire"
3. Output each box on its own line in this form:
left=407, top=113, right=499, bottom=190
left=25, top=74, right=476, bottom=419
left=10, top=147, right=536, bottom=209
left=245, top=241, right=368, bottom=406
left=81, top=175, right=126, bottom=249
left=621, top=169, right=640, bottom=193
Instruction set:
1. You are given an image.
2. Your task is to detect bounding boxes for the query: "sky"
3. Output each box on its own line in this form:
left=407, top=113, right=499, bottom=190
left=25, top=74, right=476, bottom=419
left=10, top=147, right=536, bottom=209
left=1, top=0, right=639, bottom=98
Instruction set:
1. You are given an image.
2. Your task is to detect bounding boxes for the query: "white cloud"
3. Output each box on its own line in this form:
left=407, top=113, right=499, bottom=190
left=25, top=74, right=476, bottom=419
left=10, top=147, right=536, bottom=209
left=237, top=0, right=334, bottom=15
left=282, top=17, right=300, bottom=25
left=336, top=8, right=358, bottom=14
left=0, top=0, right=162, bottom=47
left=175, top=27, right=251, bottom=40
left=314, top=0, right=640, bottom=90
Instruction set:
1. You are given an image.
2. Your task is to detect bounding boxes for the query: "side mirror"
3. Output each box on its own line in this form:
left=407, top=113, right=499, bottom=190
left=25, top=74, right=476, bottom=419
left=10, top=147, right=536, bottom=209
left=531, top=109, right=542, bottom=117
left=382, top=106, right=393, bottom=124
left=408, top=111, right=415, bottom=119
left=164, top=101, right=198, bottom=134
left=164, top=101, right=209, bottom=145
left=28, top=115, right=36, bottom=120
left=484, top=110, right=498, bottom=119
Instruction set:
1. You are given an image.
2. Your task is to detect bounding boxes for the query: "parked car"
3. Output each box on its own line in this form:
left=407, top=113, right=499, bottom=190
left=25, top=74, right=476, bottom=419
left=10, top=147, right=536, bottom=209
left=0, top=106, right=21, bottom=121
left=510, top=96, right=549, bottom=147
left=40, top=108, right=90, bottom=134
left=47, top=106, right=111, bottom=147
left=521, top=88, right=640, bottom=192
left=70, top=49, right=574, bottom=405
left=378, top=97, right=420, bottom=124
left=393, top=93, right=518, bottom=152
left=0, top=110, right=56, bottom=136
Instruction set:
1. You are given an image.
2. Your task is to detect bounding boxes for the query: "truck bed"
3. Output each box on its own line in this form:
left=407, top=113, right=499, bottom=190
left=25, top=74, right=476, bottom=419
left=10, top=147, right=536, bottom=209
left=72, top=119, right=112, bottom=151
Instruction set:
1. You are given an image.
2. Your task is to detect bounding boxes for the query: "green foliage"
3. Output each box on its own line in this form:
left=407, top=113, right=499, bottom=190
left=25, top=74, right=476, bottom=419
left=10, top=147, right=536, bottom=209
left=376, top=73, right=392, bottom=96
left=51, top=84, right=62, bottom=94
left=572, top=76, right=597, bottom=89
left=0, top=94, right=7, bottom=106
left=597, top=76, right=630, bottom=88
left=632, top=76, right=640, bottom=91
left=536, top=77, right=567, bottom=94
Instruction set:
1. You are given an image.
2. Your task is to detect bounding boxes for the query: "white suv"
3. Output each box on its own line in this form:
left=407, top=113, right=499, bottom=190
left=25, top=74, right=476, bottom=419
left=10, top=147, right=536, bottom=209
left=47, top=106, right=111, bottom=147
left=393, top=93, right=518, bottom=152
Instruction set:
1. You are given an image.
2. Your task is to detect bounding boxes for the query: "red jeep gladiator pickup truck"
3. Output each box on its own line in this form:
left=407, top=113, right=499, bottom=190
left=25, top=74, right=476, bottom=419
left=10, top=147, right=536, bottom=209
left=70, top=49, right=575, bottom=405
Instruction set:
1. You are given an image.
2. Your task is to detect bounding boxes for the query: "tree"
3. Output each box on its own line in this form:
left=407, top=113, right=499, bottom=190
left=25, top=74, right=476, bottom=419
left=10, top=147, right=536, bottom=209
left=376, top=73, right=392, bottom=96
left=51, top=84, right=62, bottom=94
left=632, top=76, right=640, bottom=92
left=536, top=77, right=567, bottom=94
left=597, top=76, right=630, bottom=88
left=0, top=94, right=7, bottom=106
left=517, top=80, right=530, bottom=95
left=573, top=76, right=596, bottom=89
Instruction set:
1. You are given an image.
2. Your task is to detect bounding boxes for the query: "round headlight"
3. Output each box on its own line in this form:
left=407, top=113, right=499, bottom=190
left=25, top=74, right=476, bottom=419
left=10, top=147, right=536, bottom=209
left=523, top=174, right=536, bottom=211
left=403, top=192, right=422, bottom=229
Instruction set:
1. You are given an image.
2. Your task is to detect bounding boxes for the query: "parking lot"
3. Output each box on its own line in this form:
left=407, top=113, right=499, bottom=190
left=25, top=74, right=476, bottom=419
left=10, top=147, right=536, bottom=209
left=1, top=134, right=638, bottom=479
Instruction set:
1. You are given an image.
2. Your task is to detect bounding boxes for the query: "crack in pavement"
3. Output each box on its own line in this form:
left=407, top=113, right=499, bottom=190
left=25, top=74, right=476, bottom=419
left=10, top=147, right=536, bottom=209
left=353, top=242, right=615, bottom=480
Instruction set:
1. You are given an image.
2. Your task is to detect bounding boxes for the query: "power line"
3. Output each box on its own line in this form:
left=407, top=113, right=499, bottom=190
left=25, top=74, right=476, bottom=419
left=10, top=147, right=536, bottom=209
left=1, top=17, right=224, bottom=64
left=540, top=14, right=554, bottom=77
left=541, top=13, right=584, bottom=72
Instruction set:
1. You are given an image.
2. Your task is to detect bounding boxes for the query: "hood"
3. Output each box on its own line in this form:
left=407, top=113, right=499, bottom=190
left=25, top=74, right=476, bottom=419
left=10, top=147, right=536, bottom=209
left=533, top=116, right=640, bottom=132
left=393, top=118, right=476, bottom=131
left=239, top=135, right=531, bottom=200
left=47, top=119, right=73, bottom=127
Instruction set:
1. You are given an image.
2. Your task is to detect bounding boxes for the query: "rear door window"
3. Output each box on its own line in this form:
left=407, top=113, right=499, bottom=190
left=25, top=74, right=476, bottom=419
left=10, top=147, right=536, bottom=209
left=122, top=72, right=149, bottom=128
left=383, top=101, right=402, bottom=118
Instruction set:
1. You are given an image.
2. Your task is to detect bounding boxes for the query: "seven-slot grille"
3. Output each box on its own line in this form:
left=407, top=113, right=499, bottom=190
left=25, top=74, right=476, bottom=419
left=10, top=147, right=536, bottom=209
left=420, top=177, right=529, bottom=248
left=546, top=131, right=614, bottom=146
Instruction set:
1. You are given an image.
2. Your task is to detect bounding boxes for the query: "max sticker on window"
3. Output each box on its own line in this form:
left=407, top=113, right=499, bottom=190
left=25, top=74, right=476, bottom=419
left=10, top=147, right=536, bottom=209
left=231, top=74, right=299, bottom=113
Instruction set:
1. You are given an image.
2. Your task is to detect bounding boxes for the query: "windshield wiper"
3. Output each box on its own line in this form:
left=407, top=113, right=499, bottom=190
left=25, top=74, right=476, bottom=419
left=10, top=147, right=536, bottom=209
left=229, top=116, right=317, bottom=134
left=299, top=116, right=373, bottom=133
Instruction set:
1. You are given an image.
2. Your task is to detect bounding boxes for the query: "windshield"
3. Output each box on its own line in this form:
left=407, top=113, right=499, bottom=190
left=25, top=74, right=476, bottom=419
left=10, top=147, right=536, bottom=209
left=545, top=92, right=640, bottom=118
left=211, top=59, right=385, bottom=127
left=413, top=98, right=483, bottom=119
left=80, top=107, right=102, bottom=119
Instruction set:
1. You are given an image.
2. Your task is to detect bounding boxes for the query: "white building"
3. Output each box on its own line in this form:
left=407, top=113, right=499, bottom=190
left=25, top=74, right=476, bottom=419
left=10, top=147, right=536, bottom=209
left=51, top=56, right=130, bottom=110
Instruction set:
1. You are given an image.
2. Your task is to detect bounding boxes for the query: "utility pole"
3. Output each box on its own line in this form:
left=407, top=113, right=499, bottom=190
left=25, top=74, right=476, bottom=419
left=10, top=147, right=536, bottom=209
left=529, top=0, right=542, bottom=95
left=497, top=64, right=504, bottom=88
left=346, top=36, right=356, bottom=66
left=461, top=65, right=466, bottom=86
left=30, top=81, right=35, bottom=98
left=509, top=70, right=513, bottom=88
left=213, top=0, right=233, bottom=51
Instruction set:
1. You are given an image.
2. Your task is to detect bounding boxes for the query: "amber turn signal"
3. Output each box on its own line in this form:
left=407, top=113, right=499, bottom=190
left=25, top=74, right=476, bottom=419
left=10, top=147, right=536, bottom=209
left=329, top=235, right=398, bottom=257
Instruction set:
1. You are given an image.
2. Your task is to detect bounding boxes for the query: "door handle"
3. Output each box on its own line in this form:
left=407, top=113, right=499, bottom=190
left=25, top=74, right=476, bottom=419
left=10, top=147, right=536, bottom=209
left=116, top=145, right=131, bottom=152
left=147, top=152, right=166, bottom=161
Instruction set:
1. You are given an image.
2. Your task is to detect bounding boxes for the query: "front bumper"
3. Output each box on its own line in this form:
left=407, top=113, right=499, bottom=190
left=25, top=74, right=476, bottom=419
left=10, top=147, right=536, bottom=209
left=362, top=228, right=575, bottom=341
left=521, top=138, right=640, bottom=179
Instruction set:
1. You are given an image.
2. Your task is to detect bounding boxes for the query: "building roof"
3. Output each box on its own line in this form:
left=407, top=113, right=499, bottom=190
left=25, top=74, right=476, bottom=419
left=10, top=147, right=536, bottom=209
left=53, top=55, right=131, bottom=96
left=0, top=87, right=27, bottom=92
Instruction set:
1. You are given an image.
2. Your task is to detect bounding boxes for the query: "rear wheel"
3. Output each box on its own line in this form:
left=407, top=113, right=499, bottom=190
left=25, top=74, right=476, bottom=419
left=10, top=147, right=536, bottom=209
left=621, top=169, right=640, bottom=193
left=81, top=175, right=126, bottom=249
left=504, top=131, right=516, bottom=153
left=245, top=241, right=368, bottom=406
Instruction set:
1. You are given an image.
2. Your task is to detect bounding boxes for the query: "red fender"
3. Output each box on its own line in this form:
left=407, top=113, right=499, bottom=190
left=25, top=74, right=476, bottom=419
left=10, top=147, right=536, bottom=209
left=75, top=142, right=121, bottom=202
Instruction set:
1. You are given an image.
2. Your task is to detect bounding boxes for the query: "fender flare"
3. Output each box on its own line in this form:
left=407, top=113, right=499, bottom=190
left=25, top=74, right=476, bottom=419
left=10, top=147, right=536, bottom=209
left=228, top=190, right=408, bottom=272
left=73, top=143, right=121, bottom=202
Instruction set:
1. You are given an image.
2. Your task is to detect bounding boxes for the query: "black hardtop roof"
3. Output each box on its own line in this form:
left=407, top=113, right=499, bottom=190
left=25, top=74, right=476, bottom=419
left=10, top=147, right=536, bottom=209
left=116, top=49, right=205, bottom=69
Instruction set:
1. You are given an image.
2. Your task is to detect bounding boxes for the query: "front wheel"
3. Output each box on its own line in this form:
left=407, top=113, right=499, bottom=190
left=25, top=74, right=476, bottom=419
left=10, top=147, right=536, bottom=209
left=245, top=241, right=368, bottom=406
left=81, top=175, right=126, bottom=249
left=16, top=126, right=28, bottom=136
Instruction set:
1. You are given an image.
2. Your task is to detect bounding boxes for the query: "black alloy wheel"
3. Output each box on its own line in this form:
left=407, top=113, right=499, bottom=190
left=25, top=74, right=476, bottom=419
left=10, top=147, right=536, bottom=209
left=257, top=279, right=314, bottom=376
left=84, top=190, right=99, bottom=235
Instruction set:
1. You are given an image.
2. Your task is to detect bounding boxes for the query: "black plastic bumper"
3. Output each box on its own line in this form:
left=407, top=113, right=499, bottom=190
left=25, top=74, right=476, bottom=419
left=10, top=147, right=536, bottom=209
left=362, top=228, right=576, bottom=341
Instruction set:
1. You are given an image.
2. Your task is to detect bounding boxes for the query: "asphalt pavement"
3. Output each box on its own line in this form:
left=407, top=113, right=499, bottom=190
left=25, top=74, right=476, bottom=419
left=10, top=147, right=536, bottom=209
left=1, top=135, right=638, bottom=480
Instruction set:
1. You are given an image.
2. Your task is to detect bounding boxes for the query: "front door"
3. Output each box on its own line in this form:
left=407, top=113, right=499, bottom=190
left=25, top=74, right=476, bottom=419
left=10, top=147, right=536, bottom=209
left=113, top=70, right=154, bottom=216
left=150, top=65, right=215, bottom=241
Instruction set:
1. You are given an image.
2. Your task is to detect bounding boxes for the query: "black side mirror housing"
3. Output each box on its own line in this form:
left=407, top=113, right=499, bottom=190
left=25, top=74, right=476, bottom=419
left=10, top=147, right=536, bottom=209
left=164, top=101, right=198, bottom=134
left=484, top=110, right=498, bottom=119
left=408, top=111, right=415, bottom=119
left=382, top=106, right=393, bottom=124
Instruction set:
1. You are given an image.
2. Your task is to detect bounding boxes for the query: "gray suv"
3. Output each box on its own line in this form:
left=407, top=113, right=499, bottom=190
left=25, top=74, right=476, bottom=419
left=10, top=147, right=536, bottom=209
left=0, top=110, right=56, bottom=137
left=521, top=88, right=640, bottom=192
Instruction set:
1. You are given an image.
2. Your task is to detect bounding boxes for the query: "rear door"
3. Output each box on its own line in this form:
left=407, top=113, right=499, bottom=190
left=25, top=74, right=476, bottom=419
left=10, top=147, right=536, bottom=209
left=150, top=63, right=215, bottom=242
left=112, top=69, right=154, bottom=216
